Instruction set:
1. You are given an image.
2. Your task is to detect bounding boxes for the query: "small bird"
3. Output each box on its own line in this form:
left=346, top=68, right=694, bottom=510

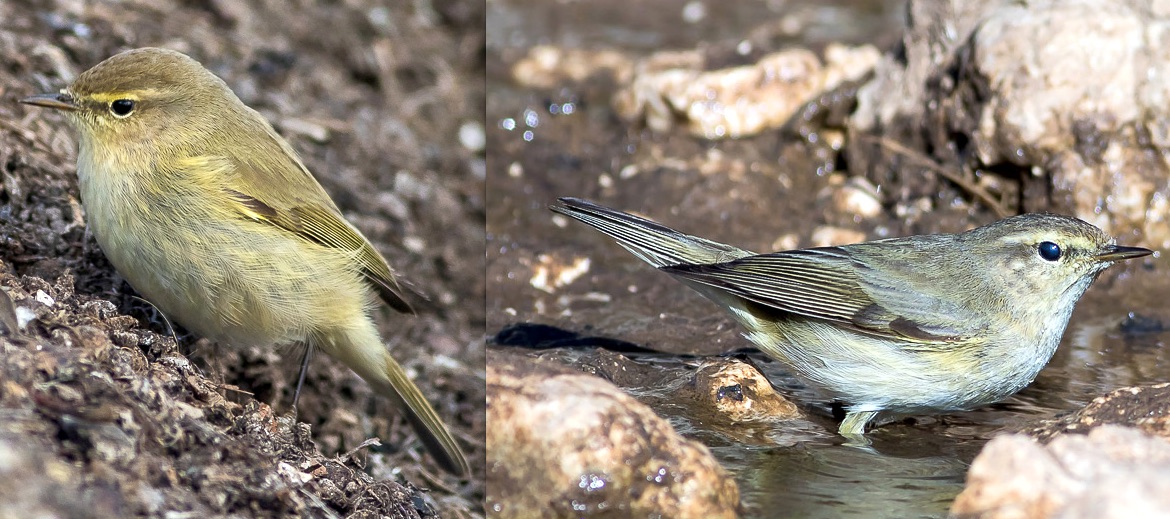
left=21, top=47, right=468, bottom=475
left=551, top=197, right=1152, bottom=438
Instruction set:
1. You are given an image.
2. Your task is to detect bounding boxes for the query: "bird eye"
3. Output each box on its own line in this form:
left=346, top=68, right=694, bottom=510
left=109, top=99, right=135, bottom=117
left=1038, top=241, right=1062, bottom=261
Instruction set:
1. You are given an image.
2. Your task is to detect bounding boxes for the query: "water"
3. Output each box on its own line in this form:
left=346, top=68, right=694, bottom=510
left=486, top=1, right=1170, bottom=517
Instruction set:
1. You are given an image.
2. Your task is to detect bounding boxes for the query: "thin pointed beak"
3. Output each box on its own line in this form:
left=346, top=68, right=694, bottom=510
left=1096, top=245, right=1153, bottom=262
left=20, top=92, right=79, bottom=112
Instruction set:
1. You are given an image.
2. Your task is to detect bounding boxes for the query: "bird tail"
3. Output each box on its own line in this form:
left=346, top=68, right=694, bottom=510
left=550, top=197, right=754, bottom=267
left=317, top=324, right=469, bottom=477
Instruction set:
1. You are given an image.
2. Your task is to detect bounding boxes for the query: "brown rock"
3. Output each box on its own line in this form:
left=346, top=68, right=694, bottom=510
left=810, top=225, right=868, bottom=247
left=951, top=425, right=1170, bottom=518
left=824, top=176, right=883, bottom=219
left=486, top=349, right=740, bottom=518
left=1027, top=383, right=1170, bottom=441
left=511, top=45, right=636, bottom=88
left=686, top=358, right=801, bottom=423
left=613, top=44, right=880, bottom=139
left=848, top=0, right=1170, bottom=247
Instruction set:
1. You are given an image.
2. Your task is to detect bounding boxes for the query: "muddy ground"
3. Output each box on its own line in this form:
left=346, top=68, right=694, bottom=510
left=485, top=1, right=1170, bottom=517
left=0, top=1, right=485, bottom=517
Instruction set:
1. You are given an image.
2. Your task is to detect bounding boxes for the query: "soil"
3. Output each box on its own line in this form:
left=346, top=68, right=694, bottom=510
left=0, top=1, right=485, bottom=517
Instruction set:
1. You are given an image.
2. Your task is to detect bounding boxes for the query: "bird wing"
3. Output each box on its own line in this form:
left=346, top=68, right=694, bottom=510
left=180, top=146, right=415, bottom=314
left=224, top=187, right=414, bottom=314
left=661, top=247, right=974, bottom=348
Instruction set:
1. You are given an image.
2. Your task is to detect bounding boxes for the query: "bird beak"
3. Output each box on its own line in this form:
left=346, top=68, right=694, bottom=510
left=1096, top=245, right=1153, bottom=262
left=20, top=92, right=79, bottom=112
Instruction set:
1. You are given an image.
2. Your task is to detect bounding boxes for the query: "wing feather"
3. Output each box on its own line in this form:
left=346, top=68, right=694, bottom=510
left=662, top=247, right=971, bottom=346
left=217, top=160, right=414, bottom=314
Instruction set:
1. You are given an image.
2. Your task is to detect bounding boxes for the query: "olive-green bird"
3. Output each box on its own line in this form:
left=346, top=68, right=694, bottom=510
left=552, top=197, right=1151, bottom=439
left=22, top=47, right=468, bottom=476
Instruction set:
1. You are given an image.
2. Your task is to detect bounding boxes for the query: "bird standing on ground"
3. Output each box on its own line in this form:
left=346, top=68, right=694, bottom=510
left=552, top=197, right=1151, bottom=438
left=22, top=47, right=468, bottom=475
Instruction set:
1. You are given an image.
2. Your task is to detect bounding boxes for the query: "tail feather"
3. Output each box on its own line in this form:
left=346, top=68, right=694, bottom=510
left=379, top=351, right=470, bottom=476
left=550, top=197, right=754, bottom=267
left=316, top=326, right=469, bottom=477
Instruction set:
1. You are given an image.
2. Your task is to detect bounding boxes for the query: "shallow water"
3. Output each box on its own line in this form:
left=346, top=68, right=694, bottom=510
left=486, top=1, right=1170, bottom=517
left=496, top=312, right=1169, bottom=517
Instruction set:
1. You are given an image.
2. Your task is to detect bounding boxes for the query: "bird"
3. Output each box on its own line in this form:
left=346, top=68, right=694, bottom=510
left=21, top=47, right=468, bottom=475
left=551, top=197, right=1152, bottom=438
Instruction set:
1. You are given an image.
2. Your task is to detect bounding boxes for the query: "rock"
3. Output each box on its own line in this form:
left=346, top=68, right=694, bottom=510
left=614, top=44, right=880, bottom=139
left=1026, top=383, right=1170, bottom=442
left=685, top=358, right=801, bottom=423
left=667, top=357, right=806, bottom=445
left=528, top=253, right=592, bottom=294
left=950, top=425, right=1170, bottom=518
left=849, top=0, right=1170, bottom=248
left=823, top=175, right=883, bottom=219
left=486, top=349, right=740, bottom=518
left=509, top=42, right=881, bottom=139
left=953, top=384, right=1170, bottom=518
left=510, top=45, right=636, bottom=89
left=810, top=225, right=867, bottom=247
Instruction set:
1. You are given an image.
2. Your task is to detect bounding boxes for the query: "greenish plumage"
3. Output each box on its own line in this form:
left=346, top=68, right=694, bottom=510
left=552, top=197, right=1151, bottom=438
left=22, top=48, right=465, bottom=475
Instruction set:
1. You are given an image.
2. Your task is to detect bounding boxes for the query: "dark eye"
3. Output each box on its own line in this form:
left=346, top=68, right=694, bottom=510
left=110, top=99, right=135, bottom=117
left=1038, top=241, right=1062, bottom=261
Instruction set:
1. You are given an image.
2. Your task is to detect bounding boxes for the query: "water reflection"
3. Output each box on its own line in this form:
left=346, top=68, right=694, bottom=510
left=486, top=0, right=1170, bottom=516
left=495, top=311, right=1170, bottom=518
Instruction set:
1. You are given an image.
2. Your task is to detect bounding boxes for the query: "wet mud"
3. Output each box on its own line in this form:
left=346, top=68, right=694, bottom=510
left=486, top=1, right=1170, bottom=517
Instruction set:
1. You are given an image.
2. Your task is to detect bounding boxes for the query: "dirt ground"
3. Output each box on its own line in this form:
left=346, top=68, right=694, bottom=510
left=0, top=1, right=485, bottom=517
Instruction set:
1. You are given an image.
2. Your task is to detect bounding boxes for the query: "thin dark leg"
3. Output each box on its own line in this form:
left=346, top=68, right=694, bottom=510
left=292, top=344, right=313, bottom=414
